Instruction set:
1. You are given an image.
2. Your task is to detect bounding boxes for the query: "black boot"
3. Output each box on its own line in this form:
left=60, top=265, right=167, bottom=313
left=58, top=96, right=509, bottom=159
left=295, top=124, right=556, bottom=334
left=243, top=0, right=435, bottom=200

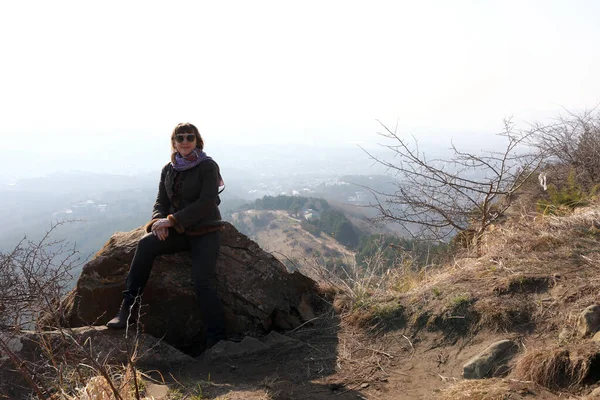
left=106, top=295, right=137, bottom=329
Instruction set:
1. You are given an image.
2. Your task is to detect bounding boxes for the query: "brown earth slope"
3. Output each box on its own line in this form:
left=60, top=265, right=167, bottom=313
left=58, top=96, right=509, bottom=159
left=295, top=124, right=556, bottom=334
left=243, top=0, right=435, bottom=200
left=11, top=205, right=600, bottom=399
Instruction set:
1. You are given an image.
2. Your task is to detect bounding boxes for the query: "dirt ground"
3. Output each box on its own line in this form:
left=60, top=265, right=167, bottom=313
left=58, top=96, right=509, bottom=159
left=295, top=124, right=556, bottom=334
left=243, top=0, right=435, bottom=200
left=151, top=315, right=562, bottom=400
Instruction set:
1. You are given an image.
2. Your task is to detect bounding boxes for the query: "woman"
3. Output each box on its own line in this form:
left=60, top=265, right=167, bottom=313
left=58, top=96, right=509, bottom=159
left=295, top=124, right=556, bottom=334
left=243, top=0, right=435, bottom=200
left=106, top=122, right=226, bottom=348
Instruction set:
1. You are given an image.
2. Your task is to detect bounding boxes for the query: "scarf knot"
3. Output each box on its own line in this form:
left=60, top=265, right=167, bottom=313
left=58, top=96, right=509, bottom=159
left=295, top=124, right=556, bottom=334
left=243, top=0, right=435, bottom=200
left=172, top=148, right=209, bottom=171
left=171, top=149, right=225, bottom=191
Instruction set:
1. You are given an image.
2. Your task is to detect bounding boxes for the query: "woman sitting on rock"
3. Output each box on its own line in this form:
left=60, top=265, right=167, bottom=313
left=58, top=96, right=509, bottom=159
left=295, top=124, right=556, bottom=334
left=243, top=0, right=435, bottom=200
left=107, top=122, right=226, bottom=348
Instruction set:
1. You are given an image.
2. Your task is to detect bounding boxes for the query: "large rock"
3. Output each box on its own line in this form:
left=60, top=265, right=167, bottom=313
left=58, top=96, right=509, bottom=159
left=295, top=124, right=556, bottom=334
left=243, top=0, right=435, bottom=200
left=463, top=339, right=518, bottom=379
left=52, top=223, right=319, bottom=353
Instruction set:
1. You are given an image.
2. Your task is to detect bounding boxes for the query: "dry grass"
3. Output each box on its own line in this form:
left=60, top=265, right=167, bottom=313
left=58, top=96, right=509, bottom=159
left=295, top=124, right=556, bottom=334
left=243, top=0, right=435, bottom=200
left=309, top=245, right=427, bottom=329
left=61, top=368, right=150, bottom=400
left=325, top=202, right=600, bottom=341
left=439, top=378, right=553, bottom=400
left=73, top=376, right=115, bottom=400
left=493, top=275, right=554, bottom=295
left=475, top=297, right=534, bottom=333
left=512, top=344, right=600, bottom=390
left=481, top=203, right=600, bottom=260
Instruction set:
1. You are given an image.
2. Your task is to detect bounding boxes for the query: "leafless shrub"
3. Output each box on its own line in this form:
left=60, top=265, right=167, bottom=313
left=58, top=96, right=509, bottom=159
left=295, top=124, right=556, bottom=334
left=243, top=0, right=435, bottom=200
left=0, top=223, right=149, bottom=399
left=361, top=119, right=542, bottom=248
left=529, top=108, right=600, bottom=188
left=0, top=221, right=81, bottom=330
left=0, top=300, right=149, bottom=399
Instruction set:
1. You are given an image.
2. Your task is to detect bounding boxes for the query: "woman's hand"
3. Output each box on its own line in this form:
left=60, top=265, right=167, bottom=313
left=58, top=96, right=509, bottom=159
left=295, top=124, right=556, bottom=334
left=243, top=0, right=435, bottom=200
left=151, top=218, right=173, bottom=240
left=153, top=227, right=169, bottom=240
left=152, top=218, right=173, bottom=230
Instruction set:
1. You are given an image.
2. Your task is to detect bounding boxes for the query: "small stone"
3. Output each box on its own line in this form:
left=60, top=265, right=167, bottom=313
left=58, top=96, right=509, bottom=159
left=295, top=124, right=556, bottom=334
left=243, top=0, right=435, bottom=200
left=262, top=331, right=302, bottom=348
left=361, top=383, right=369, bottom=388
left=577, top=304, right=600, bottom=337
left=238, top=336, right=269, bottom=352
left=559, top=327, right=573, bottom=341
left=145, top=383, right=169, bottom=400
left=205, top=336, right=268, bottom=361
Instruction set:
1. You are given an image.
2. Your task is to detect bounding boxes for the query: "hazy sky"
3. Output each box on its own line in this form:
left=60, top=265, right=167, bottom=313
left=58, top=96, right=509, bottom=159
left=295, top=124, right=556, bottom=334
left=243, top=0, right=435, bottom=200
left=1, top=0, right=599, bottom=177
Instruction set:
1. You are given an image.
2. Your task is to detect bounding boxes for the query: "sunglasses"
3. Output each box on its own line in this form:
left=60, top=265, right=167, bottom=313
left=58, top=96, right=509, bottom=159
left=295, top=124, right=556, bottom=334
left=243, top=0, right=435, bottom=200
left=174, top=134, right=196, bottom=143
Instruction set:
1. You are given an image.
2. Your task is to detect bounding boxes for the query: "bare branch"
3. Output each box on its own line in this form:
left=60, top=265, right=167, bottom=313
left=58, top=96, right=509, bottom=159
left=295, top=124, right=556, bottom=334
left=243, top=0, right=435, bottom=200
left=362, top=120, right=542, bottom=247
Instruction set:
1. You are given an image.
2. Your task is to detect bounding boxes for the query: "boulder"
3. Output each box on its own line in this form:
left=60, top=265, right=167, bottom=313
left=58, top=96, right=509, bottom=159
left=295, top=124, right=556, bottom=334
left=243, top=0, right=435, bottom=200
left=578, top=304, right=600, bottom=337
left=463, top=339, right=518, bottom=379
left=52, top=223, right=320, bottom=353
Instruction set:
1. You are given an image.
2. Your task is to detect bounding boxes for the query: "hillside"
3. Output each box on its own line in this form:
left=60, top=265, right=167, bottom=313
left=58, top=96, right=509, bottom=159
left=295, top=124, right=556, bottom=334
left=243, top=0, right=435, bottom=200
left=194, top=201, right=600, bottom=399
left=230, top=209, right=355, bottom=274
left=325, top=202, right=600, bottom=399
left=8, top=190, right=600, bottom=399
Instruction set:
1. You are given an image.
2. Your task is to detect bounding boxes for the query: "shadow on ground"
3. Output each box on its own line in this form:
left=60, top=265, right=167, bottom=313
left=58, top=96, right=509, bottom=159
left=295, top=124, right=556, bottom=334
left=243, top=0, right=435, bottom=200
left=149, top=312, right=365, bottom=400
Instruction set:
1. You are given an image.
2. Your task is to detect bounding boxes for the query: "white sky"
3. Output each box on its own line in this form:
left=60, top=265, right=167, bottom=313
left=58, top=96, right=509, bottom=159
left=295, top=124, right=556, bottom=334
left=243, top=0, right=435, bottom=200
left=1, top=0, right=599, bottom=176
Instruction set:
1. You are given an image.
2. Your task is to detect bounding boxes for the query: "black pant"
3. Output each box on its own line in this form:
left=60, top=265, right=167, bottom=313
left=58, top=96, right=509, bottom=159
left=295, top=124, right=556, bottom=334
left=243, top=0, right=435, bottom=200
left=124, top=229, right=225, bottom=341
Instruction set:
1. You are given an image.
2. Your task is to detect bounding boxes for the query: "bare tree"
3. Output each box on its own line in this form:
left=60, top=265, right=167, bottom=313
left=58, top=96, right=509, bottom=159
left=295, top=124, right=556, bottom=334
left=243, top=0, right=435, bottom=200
left=528, top=108, right=600, bottom=187
left=361, top=119, right=542, bottom=247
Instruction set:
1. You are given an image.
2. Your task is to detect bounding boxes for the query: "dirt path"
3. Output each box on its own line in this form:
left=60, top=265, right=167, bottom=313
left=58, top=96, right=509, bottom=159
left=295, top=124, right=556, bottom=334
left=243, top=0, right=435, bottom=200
left=158, top=314, right=370, bottom=399
left=153, top=320, right=562, bottom=400
left=153, top=316, right=456, bottom=399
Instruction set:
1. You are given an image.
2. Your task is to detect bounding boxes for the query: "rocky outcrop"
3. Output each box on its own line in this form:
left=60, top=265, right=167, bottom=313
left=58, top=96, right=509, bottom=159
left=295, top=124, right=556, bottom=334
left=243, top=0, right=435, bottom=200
left=52, top=223, right=320, bottom=353
left=0, top=326, right=192, bottom=400
left=6, top=326, right=193, bottom=367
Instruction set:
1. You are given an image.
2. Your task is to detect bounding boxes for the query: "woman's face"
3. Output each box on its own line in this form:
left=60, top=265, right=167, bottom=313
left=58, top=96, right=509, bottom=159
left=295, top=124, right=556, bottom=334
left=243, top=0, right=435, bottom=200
left=174, top=132, right=197, bottom=157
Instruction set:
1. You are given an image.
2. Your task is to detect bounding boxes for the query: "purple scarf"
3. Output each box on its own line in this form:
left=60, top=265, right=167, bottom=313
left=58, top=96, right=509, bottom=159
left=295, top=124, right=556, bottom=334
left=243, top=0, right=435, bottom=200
left=172, top=149, right=225, bottom=190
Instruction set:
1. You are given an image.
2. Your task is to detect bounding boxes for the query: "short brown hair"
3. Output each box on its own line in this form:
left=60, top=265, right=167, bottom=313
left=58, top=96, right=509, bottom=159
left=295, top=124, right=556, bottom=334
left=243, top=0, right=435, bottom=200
left=170, top=122, right=204, bottom=163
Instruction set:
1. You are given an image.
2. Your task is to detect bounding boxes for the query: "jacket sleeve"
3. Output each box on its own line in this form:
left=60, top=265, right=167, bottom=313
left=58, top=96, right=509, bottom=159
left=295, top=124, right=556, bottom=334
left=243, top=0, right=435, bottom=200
left=152, top=165, right=171, bottom=220
left=170, top=161, right=219, bottom=232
